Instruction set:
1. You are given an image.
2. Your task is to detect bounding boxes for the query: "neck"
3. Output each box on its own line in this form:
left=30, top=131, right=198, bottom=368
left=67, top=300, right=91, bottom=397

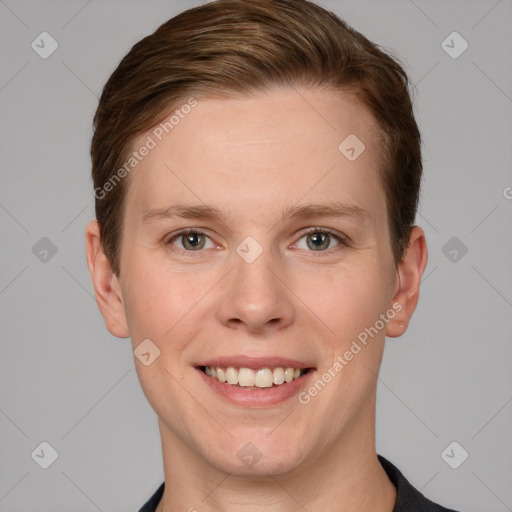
left=155, top=415, right=396, bottom=512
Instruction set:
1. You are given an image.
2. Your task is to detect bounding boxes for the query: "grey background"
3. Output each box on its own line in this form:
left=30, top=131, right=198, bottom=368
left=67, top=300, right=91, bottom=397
left=1, top=0, right=511, bottom=510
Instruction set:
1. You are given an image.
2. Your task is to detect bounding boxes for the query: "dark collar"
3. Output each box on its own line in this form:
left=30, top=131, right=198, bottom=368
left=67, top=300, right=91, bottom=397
left=377, top=455, right=460, bottom=512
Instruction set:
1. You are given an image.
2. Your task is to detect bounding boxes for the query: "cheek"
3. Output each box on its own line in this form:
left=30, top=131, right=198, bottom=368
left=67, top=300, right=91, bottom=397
left=296, top=264, right=389, bottom=337
left=121, top=256, right=211, bottom=348
left=120, top=257, right=172, bottom=339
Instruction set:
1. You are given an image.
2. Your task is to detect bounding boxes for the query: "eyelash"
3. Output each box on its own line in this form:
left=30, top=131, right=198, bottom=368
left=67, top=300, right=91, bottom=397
left=165, top=227, right=348, bottom=256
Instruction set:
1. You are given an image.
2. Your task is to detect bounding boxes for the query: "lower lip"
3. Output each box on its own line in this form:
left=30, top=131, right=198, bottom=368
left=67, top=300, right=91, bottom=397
left=197, top=368, right=315, bottom=407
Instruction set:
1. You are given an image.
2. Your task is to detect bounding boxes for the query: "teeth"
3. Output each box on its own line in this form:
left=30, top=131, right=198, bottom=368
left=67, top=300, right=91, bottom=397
left=273, top=367, right=285, bottom=385
left=226, top=367, right=238, bottom=385
left=217, top=367, right=227, bottom=383
left=284, top=367, right=294, bottom=383
left=238, top=367, right=255, bottom=387
left=203, top=366, right=307, bottom=387
left=255, top=368, right=273, bottom=388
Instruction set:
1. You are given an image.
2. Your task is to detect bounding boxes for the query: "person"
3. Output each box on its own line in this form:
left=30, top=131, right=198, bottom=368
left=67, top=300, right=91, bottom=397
left=85, top=1, right=461, bottom=510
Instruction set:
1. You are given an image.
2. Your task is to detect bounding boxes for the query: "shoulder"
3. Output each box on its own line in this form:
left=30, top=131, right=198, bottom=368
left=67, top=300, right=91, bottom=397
left=137, top=482, right=164, bottom=512
left=378, top=455, right=462, bottom=512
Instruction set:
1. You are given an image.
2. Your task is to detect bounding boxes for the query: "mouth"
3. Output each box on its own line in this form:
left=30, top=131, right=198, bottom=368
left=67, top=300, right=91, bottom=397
left=195, top=358, right=316, bottom=407
left=199, top=365, right=312, bottom=389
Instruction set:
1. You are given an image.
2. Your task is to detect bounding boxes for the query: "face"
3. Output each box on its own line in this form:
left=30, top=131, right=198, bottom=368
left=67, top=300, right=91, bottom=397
left=92, top=86, right=415, bottom=477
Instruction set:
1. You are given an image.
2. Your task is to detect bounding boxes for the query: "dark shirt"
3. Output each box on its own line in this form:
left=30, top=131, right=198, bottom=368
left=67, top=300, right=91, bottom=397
left=138, top=454, right=460, bottom=511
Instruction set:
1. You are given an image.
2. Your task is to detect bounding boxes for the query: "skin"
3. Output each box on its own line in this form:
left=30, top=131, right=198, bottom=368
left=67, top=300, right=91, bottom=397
left=86, top=86, right=428, bottom=512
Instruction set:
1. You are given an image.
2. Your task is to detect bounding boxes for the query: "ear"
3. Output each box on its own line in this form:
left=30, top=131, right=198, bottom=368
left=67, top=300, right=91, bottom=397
left=85, top=220, right=130, bottom=338
left=386, top=226, right=428, bottom=338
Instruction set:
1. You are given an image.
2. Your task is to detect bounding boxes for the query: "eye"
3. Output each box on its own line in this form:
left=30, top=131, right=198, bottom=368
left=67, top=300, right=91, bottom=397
left=166, top=228, right=346, bottom=254
left=167, top=229, right=216, bottom=251
left=293, top=228, right=346, bottom=252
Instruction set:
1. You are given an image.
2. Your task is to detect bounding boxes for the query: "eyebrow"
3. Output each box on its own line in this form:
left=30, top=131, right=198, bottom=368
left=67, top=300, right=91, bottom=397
left=141, top=201, right=370, bottom=227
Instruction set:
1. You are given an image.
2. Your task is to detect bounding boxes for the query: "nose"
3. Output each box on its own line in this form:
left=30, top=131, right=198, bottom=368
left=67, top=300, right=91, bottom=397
left=216, top=245, right=295, bottom=334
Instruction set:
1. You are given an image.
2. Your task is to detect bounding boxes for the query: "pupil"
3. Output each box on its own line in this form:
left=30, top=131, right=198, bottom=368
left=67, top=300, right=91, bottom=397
left=312, top=234, right=322, bottom=245
left=186, top=233, right=202, bottom=248
left=309, top=232, right=328, bottom=250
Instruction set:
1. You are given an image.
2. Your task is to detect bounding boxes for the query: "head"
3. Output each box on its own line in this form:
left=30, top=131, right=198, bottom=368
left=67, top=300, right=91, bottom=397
left=86, top=0, right=427, bottom=478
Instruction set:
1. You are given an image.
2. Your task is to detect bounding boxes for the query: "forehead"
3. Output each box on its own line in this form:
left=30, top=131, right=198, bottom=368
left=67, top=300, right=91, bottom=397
left=124, top=86, right=385, bottom=225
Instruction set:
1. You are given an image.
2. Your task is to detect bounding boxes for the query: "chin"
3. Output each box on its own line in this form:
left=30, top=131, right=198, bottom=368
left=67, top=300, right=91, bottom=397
left=197, top=432, right=311, bottom=478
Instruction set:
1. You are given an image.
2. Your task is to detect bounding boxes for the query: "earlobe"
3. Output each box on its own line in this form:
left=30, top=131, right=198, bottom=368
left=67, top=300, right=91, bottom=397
left=386, top=226, right=428, bottom=338
left=85, top=220, right=130, bottom=338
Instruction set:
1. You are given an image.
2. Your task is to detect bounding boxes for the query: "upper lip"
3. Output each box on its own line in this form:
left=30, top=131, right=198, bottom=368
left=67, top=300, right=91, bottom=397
left=196, top=356, right=315, bottom=369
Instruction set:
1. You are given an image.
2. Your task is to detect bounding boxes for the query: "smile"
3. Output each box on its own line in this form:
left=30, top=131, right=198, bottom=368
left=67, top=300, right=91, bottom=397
left=195, top=356, right=316, bottom=406
left=200, top=366, right=310, bottom=388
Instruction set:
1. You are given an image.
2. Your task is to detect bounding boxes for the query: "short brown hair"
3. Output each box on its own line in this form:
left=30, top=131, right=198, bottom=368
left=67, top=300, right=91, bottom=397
left=91, top=0, right=422, bottom=276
